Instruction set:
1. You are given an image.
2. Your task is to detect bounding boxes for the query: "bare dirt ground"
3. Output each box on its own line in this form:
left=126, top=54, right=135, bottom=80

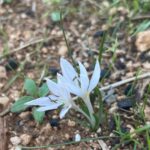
left=0, top=0, right=150, bottom=149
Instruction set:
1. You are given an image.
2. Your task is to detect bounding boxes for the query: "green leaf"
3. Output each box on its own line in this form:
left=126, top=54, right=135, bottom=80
left=24, top=78, right=37, bottom=97
left=3, top=0, right=12, bottom=3
left=51, top=11, right=61, bottom=22
left=32, top=108, right=45, bottom=124
left=38, top=83, right=49, bottom=97
left=11, top=96, right=34, bottom=113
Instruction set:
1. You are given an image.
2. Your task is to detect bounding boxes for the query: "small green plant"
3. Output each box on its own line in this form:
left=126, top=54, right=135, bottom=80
left=18, top=58, right=104, bottom=131
left=11, top=78, right=49, bottom=123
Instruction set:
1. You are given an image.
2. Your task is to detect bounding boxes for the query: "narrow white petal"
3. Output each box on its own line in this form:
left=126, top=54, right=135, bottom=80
left=58, top=74, right=82, bottom=97
left=75, top=134, right=81, bottom=142
left=88, top=60, right=101, bottom=92
left=25, top=97, right=52, bottom=106
left=59, top=105, right=71, bottom=119
left=45, top=78, right=60, bottom=96
left=60, top=58, right=78, bottom=81
left=68, top=83, right=83, bottom=97
left=78, top=61, right=89, bottom=93
left=37, top=103, right=61, bottom=111
left=48, top=95, right=58, bottom=100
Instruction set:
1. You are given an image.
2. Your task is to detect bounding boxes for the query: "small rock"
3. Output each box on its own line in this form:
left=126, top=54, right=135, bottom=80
left=136, top=30, right=150, bottom=52
left=41, top=47, right=48, bottom=54
left=0, top=66, right=7, bottom=79
left=20, top=134, right=32, bottom=145
left=109, top=7, right=117, bottom=16
left=68, top=120, right=76, bottom=127
left=144, top=106, right=150, bottom=121
left=93, top=30, right=104, bottom=38
left=40, top=123, right=51, bottom=134
left=96, top=128, right=101, bottom=133
left=49, top=118, right=59, bottom=127
left=126, top=124, right=135, bottom=137
left=58, top=45, right=68, bottom=56
left=64, top=133, right=70, bottom=140
left=143, top=62, right=150, bottom=69
left=19, top=111, right=31, bottom=119
left=10, top=136, right=21, bottom=145
left=115, top=58, right=126, bottom=70
left=0, top=96, right=9, bottom=107
left=20, top=13, right=27, bottom=19
left=5, top=58, right=18, bottom=71
left=109, top=103, right=118, bottom=114
left=49, top=67, right=59, bottom=76
left=75, top=133, right=81, bottom=142
left=117, top=99, right=134, bottom=110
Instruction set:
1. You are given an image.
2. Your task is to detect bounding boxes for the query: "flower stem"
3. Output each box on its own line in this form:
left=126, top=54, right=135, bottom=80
left=72, top=103, right=94, bottom=126
left=84, top=95, right=95, bottom=128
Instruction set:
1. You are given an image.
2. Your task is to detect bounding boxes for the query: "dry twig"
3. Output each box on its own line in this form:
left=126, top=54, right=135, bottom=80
left=100, top=72, right=150, bottom=91
left=0, top=37, right=54, bottom=59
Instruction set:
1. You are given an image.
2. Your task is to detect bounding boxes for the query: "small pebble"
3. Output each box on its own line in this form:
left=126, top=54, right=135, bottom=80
left=0, top=96, right=9, bottom=107
left=10, top=136, right=21, bottom=145
left=75, top=133, right=81, bottom=142
left=20, top=134, right=32, bottom=145
left=49, top=67, right=59, bottom=76
left=0, top=66, right=7, bottom=79
left=64, top=133, right=70, bottom=140
left=68, top=120, right=76, bottom=127
left=19, top=111, right=31, bottom=119
left=115, top=58, right=126, bottom=70
left=93, top=30, right=104, bottom=38
left=117, top=99, right=134, bottom=110
left=58, top=45, right=68, bottom=56
left=5, top=58, right=18, bottom=71
left=49, top=118, right=59, bottom=127
left=109, top=103, right=118, bottom=114
left=40, top=123, right=52, bottom=134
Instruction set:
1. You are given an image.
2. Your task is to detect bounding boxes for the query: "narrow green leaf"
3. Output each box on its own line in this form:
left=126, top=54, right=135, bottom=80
left=32, top=108, right=45, bottom=124
left=11, top=96, right=34, bottom=113
left=24, top=78, right=37, bottom=96
left=38, top=83, right=49, bottom=97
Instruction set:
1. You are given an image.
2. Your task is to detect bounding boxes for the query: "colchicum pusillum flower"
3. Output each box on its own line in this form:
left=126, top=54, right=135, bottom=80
left=26, top=74, right=75, bottom=118
left=60, top=58, right=101, bottom=125
left=25, top=58, right=101, bottom=127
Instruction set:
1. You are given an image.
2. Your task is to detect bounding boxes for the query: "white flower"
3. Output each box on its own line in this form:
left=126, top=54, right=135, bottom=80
left=25, top=74, right=75, bottom=119
left=60, top=58, right=101, bottom=98
left=60, top=58, right=101, bottom=114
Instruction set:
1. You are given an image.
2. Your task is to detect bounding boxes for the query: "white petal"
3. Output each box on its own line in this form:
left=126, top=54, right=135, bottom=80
left=60, top=58, right=78, bottom=81
left=78, top=61, right=89, bottom=93
left=67, top=82, right=82, bottom=97
left=75, top=134, right=81, bottom=142
left=37, top=103, right=61, bottom=111
left=59, top=105, right=71, bottom=119
left=48, top=95, right=58, bottom=100
left=58, top=73, right=82, bottom=97
left=88, top=60, right=101, bottom=92
left=57, top=73, right=64, bottom=84
left=25, top=97, right=52, bottom=106
left=45, top=78, right=60, bottom=96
